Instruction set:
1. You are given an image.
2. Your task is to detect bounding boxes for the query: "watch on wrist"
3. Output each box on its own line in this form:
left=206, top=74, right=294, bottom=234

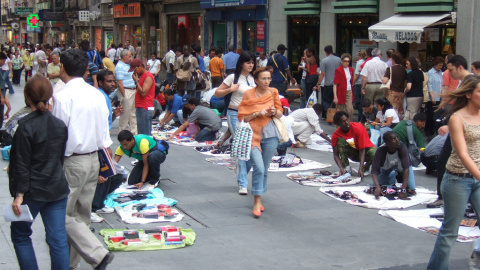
left=16, top=193, right=24, bottom=197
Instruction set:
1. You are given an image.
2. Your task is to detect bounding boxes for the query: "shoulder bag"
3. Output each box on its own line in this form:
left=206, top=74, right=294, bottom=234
left=272, top=54, right=287, bottom=83
left=326, top=104, right=338, bottom=123
left=380, top=66, right=392, bottom=91
left=406, top=120, right=421, bottom=167
left=271, top=91, right=289, bottom=143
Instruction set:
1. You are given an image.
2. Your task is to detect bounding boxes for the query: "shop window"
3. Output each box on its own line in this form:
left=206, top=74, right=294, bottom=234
left=212, top=22, right=226, bottom=50
left=243, top=22, right=256, bottom=55
left=336, top=15, right=378, bottom=58
left=288, top=16, right=319, bottom=79
left=169, top=14, right=201, bottom=49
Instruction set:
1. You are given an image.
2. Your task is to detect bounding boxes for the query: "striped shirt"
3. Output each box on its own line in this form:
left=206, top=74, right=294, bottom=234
left=115, top=60, right=135, bottom=88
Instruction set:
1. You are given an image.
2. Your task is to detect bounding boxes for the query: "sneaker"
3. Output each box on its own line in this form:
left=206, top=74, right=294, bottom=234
left=363, top=171, right=370, bottom=177
left=90, top=213, right=104, bottom=223
left=131, top=160, right=139, bottom=166
left=427, top=199, right=444, bottom=208
left=294, top=141, right=307, bottom=148
left=238, top=187, right=248, bottom=195
left=96, top=207, right=114, bottom=214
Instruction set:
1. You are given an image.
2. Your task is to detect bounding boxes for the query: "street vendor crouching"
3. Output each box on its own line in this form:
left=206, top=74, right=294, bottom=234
left=332, top=111, right=376, bottom=178
left=115, top=130, right=167, bottom=189
left=370, top=131, right=416, bottom=200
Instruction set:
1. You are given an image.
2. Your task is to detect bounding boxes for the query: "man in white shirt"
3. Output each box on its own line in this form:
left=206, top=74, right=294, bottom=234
left=52, top=49, right=114, bottom=269
left=147, top=53, right=161, bottom=83
left=289, top=104, right=332, bottom=148
left=126, top=40, right=135, bottom=55
left=107, top=44, right=116, bottom=62
left=360, top=48, right=388, bottom=105
left=162, top=43, right=177, bottom=86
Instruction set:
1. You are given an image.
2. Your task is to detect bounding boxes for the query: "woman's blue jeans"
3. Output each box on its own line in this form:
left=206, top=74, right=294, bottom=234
left=10, top=197, right=69, bottom=270
left=427, top=173, right=480, bottom=270
left=227, top=109, right=251, bottom=188
left=251, top=137, right=278, bottom=196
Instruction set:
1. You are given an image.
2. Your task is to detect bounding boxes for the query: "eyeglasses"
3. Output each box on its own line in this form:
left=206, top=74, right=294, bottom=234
left=342, top=60, right=350, bottom=63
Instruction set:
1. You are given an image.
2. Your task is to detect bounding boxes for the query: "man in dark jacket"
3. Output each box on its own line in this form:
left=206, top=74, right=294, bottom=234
left=371, top=131, right=416, bottom=199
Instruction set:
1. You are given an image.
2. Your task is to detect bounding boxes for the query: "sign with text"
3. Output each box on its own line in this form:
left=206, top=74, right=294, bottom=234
left=113, top=3, right=141, bottom=18
left=369, top=29, right=422, bottom=44
left=200, top=0, right=266, bottom=8
left=39, top=10, right=65, bottom=21
left=256, top=21, right=265, bottom=40
left=15, top=7, right=33, bottom=16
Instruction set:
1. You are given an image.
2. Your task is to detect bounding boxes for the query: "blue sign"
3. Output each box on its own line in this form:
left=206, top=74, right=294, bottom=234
left=200, top=0, right=266, bottom=8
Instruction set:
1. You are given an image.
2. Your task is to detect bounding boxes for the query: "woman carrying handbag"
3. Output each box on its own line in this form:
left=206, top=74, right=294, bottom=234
left=383, top=52, right=407, bottom=118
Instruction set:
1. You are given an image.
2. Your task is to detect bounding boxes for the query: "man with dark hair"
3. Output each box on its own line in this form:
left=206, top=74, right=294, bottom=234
left=97, top=69, right=122, bottom=129
left=447, top=55, right=470, bottom=81
left=80, top=40, right=103, bottom=69
left=159, top=89, right=184, bottom=126
left=52, top=49, right=114, bottom=269
left=289, top=103, right=331, bottom=147
left=114, top=130, right=167, bottom=188
left=332, top=111, right=376, bottom=177
left=209, top=47, right=225, bottom=88
left=194, top=45, right=205, bottom=74
left=162, top=43, right=177, bottom=86
left=371, top=131, right=416, bottom=200
left=392, top=112, right=426, bottom=149
left=175, top=45, right=200, bottom=96
left=267, top=44, right=296, bottom=95
left=168, top=97, right=222, bottom=142
left=385, top=48, right=395, bottom=67
left=204, top=48, right=216, bottom=74
left=360, top=98, right=378, bottom=124
left=147, top=52, right=161, bottom=83
left=100, top=50, right=115, bottom=74
left=224, top=44, right=239, bottom=75
left=130, top=58, right=155, bottom=135
left=314, top=45, right=341, bottom=118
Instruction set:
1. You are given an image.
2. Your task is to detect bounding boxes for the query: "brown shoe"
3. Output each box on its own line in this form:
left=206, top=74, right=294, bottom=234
left=295, top=142, right=307, bottom=148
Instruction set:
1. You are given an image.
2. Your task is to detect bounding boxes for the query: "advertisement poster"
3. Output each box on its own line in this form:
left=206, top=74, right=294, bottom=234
left=226, top=21, right=234, bottom=48
left=105, top=31, right=113, bottom=51
left=424, top=28, right=439, bottom=42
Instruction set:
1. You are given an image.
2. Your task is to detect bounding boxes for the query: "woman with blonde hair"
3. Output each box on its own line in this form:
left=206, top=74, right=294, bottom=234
left=237, top=66, right=283, bottom=218
left=428, top=75, right=480, bottom=269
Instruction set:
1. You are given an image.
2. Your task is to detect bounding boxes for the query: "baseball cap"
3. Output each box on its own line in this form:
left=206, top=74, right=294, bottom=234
left=277, top=44, right=287, bottom=51
left=128, top=58, right=143, bottom=72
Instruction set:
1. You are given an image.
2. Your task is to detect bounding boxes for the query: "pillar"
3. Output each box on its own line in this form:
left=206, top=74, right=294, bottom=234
left=378, top=0, right=395, bottom=61
left=456, top=0, right=480, bottom=65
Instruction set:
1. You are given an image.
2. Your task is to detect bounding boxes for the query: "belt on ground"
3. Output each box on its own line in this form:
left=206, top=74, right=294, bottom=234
left=71, top=150, right=98, bottom=157
left=446, top=170, right=473, bottom=178
left=124, top=87, right=136, bottom=90
left=366, top=82, right=381, bottom=84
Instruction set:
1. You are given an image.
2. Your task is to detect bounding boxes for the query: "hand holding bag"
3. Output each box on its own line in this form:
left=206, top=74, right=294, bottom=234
left=380, top=66, right=392, bottom=91
left=271, top=91, right=289, bottom=143
left=230, top=121, right=253, bottom=161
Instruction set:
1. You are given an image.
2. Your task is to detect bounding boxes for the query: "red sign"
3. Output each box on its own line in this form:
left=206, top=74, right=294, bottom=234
left=256, top=21, right=265, bottom=40
left=178, top=15, right=189, bottom=28
left=198, top=16, right=202, bottom=27
left=113, top=3, right=141, bottom=18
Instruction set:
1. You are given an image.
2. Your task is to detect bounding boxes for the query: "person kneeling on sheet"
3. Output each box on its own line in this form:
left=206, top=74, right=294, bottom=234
left=392, top=112, right=426, bottom=150
left=371, top=131, right=416, bottom=199
left=168, top=97, right=222, bottom=142
left=332, top=111, right=376, bottom=178
left=290, top=103, right=331, bottom=148
left=114, top=130, right=167, bottom=189
left=421, top=134, right=447, bottom=177
left=159, top=89, right=184, bottom=126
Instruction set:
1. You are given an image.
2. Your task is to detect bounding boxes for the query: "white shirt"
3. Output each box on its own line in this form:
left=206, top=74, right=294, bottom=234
left=147, top=59, right=160, bottom=75
left=222, top=74, right=256, bottom=107
left=116, top=48, right=123, bottom=60
left=204, top=56, right=211, bottom=72
left=162, top=50, right=176, bottom=73
left=360, top=57, right=388, bottom=83
left=344, top=67, right=352, bottom=91
left=290, top=108, right=324, bottom=135
left=376, top=108, right=400, bottom=124
left=1, top=57, right=10, bottom=71
left=107, top=48, right=116, bottom=62
left=257, top=57, right=268, bottom=67
left=52, top=78, right=112, bottom=156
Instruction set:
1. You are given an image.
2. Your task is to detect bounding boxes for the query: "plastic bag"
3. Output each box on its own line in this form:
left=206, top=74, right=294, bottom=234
left=370, top=126, right=380, bottom=146
left=230, top=121, right=253, bottom=161
left=306, top=92, right=317, bottom=108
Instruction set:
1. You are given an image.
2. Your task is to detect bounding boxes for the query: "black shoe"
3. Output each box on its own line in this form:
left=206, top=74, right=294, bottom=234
left=94, top=252, right=114, bottom=270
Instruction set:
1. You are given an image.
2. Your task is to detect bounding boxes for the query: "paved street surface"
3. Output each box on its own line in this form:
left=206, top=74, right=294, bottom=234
left=0, top=82, right=471, bottom=269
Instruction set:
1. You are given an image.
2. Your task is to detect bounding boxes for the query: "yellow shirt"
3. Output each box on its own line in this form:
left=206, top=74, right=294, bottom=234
left=23, top=54, right=33, bottom=67
left=103, top=57, right=115, bottom=75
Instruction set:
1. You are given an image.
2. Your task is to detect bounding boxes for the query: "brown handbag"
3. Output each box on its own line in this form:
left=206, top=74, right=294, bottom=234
left=326, top=104, right=338, bottom=123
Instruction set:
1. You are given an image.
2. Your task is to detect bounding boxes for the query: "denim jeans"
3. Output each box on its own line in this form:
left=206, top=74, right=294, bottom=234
left=1, top=70, right=14, bottom=93
left=269, top=81, right=287, bottom=96
left=92, top=174, right=124, bottom=212
left=128, top=150, right=167, bottom=185
left=11, top=197, right=69, bottom=270
left=195, top=128, right=217, bottom=142
left=354, top=84, right=363, bottom=122
left=376, top=166, right=416, bottom=190
left=299, top=78, right=306, bottom=108
left=227, top=109, right=251, bottom=188
left=136, top=107, right=154, bottom=135
left=251, top=137, right=279, bottom=195
left=166, top=73, right=174, bottom=86
left=322, top=85, right=334, bottom=116
left=427, top=173, right=480, bottom=270
left=276, top=139, right=292, bottom=156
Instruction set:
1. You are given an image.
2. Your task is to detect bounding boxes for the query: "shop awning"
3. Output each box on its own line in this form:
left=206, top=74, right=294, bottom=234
left=368, top=13, right=451, bottom=43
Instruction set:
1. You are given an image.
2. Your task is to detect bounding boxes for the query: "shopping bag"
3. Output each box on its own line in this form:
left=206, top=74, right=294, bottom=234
left=326, top=104, right=337, bottom=123
left=306, top=91, right=317, bottom=108
left=370, top=126, right=380, bottom=146
left=230, top=121, right=253, bottom=161
left=98, top=148, right=117, bottom=178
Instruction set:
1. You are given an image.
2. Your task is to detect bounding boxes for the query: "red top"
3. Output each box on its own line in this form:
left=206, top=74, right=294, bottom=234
left=308, top=64, right=318, bottom=75
left=331, top=122, right=374, bottom=150
left=280, top=97, right=289, bottom=108
left=135, top=71, right=155, bottom=110
left=333, top=65, right=355, bottom=105
left=156, top=92, right=166, bottom=106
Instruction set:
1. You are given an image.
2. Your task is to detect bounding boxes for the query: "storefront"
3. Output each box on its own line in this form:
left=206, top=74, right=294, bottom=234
left=168, top=14, right=202, bottom=49
left=287, top=16, right=319, bottom=79
left=202, top=0, right=267, bottom=54
left=368, top=13, right=455, bottom=69
left=336, top=15, right=378, bottom=57
left=113, top=3, right=144, bottom=51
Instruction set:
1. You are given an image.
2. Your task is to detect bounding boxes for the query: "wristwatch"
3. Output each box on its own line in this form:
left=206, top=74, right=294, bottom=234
left=16, top=193, right=24, bottom=197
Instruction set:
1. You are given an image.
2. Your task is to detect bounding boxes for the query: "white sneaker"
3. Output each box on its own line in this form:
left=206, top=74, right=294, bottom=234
left=96, top=207, right=114, bottom=214
left=363, top=171, right=370, bottom=177
left=238, top=187, right=248, bottom=195
left=90, top=213, right=104, bottom=223
left=131, top=160, right=139, bottom=166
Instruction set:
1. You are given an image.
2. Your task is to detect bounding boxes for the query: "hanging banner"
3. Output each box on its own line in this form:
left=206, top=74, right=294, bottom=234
left=178, top=16, right=189, bottom=28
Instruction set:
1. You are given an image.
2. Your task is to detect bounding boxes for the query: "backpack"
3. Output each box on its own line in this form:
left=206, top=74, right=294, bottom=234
left=406, top=120, right=421, bottom=167
left=157, top=140, right=170, bottom=155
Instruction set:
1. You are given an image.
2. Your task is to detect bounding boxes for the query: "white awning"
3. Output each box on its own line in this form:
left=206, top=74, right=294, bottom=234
left=368, top=14, right=451, bottom=43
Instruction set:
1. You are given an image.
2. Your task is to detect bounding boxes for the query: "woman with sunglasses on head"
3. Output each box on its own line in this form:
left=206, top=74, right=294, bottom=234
left=237, top=66, right=282, bottom=218
left=214, top=51, right=256, bottom=195
left=427, top=75, right=480, bottom=269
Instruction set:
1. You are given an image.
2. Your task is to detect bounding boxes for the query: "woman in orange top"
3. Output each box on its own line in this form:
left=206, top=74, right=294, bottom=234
left=238, top=66, right=283, bottom=218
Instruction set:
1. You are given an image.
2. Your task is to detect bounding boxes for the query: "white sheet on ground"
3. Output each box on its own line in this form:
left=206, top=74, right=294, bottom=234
left=287, top=171, right=362, bottom=187
left=379, top=208, right=480, bottom=242
left=319, top=186, right=437, bottom=209
left=306, top=134, right=333, bottom=152
left=205, top=156, right=331, bottom=172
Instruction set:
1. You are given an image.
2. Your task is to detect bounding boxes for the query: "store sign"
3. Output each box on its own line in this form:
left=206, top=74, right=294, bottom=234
left=352, top=39, right=377, bottom=58
left=424, top=28, right=440, bottom=42
left=256, top=21, right=265, bottom=40
left=200, top=0, right=266, bottom=8
left=27, top=14, right=40, bottom=28
left=15, top=7, right=33, bottom=16
left=26, top=25, right=42, bottom=33
left=113, top=3, right=141, bottom=18
left=39, top=10, right=65, bottom=21
left=150, top=26, right=156, bottom=37
left=178, top=16, right=189, bottom=28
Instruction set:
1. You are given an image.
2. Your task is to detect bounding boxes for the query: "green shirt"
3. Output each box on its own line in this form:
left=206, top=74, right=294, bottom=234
left=392, top=120, right=425, bottom=148
left=115, top=135, right=157, bottom=160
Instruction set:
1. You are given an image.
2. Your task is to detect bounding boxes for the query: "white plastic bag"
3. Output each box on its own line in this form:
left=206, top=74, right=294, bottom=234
left=370, top=126, right=380, bottom=146
left=306, top=92, right=317, bottom=108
